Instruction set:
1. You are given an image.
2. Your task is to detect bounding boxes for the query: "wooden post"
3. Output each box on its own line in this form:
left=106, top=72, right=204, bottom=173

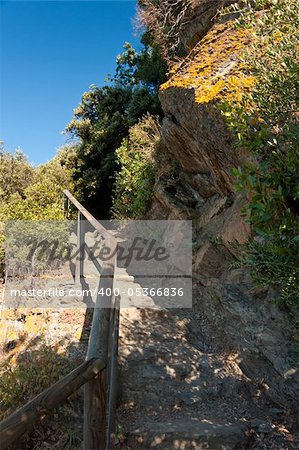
left=75, top=211, right=84, bottom=283
left=83, top=248, right=116, bottom=450
left=0, top=358, right=105, bottom=450
left=84, top=367, right=107, bottom=450
left=61, top=191, right=119, bottom=450
left=64, top=196, right=69, bottom=218
left=106, top=295, right=120, bottom=450
left=83, top=301, right=110, bottom=450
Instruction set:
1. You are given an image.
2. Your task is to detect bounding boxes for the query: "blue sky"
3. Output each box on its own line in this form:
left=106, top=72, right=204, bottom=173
left=0, top=1, right=139, bottom=165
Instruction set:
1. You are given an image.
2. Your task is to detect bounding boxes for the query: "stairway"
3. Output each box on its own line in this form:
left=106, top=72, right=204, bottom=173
left=115, top=307, right=261, bottom=449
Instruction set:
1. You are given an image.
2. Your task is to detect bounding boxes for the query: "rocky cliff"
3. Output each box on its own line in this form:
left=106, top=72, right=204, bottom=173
left=148, top=3, right=299, bottom=414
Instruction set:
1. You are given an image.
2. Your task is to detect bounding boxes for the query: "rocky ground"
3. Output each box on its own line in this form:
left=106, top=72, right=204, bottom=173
left=0, top=286, right=89, bottom=449
left=1, top=258, right=298, bottom=450
left=117, top=306, right=299, bottom=449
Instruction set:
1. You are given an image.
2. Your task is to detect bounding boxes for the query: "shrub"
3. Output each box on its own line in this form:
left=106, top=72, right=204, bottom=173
left=0, top=149, right=73, bottom=279
left=137, top=0, right=192, bottom=62
left=66, top=38, right=166, bottom=218
left=0, top=342, right=71, bottom=420
left=0, top=334, right=83, bottom=449
left=112, top=114, right=161, bottom=219
left=0, top=145, right=35, bottom=202
left=221, top=0, right=299, bottom=309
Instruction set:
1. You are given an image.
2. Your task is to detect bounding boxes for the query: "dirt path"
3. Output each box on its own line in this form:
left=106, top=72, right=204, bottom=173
left=117, top=307, right=299, bottom=449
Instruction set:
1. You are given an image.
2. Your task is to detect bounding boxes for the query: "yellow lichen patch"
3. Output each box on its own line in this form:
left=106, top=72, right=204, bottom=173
left=160, top=21, right=255, bottom=105
left=0, top=325, right=20, bottom=342
left=0, top=309, right=18, bottom=321
left=23, top=312, right=48, bottom=335
left=195, top=75, right=255, bottom=104
left=75, top=327, right=82, bottom=340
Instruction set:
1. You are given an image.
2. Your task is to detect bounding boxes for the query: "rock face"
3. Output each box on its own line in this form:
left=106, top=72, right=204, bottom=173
left=161, top=88, right=236, bottom=192
left=180, top=0, right=237, bottom=50
left=151, top=19, right=253, bottom=270
left=192, top=280, right=299, bottom=414
left=147, top=8, right=299, bottom=415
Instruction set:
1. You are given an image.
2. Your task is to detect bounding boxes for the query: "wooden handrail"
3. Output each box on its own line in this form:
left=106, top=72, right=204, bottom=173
left=106, top=295, right=120, bottom=448
left=0, top=358, right=105, bottom=449
left=84, top=257, right=116, bottom=450
left=0, top=192, right=120, bottom=450
left=63, top=190, right=116, bottom=247
left=63, top=190, right=119, bottom=450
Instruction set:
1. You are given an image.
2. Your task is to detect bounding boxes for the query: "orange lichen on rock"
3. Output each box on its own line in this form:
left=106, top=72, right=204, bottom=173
left=161, top=21, right=255, bottom=104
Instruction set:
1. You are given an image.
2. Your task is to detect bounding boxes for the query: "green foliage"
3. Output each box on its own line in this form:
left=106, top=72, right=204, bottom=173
left=0, top=144, right=35, bottom=202
left=5, top=220, right=72, bottom=278
left=66, top=38, right=167, bottom=218
left=222, top=0, right=299, bottom=308
left=0, top=147, right=73, bottom=278
left=0, top=342, right=71, bottom=420
left=0, top=147, right=73, bottom=222
left=112, top=36, right=167, bottom=91
left=0, top=324, right=83, bottom=450
left=112, top=114, right=160, bottom=219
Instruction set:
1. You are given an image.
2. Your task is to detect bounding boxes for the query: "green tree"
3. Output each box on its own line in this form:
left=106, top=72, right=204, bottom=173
left=113, top=114, right=161, bottom=219
left=0, top=147, right=73, bottom=278
left=0, top=144, right=35, bottom=202
left=0, top=152, right=73, bottom=222
left=66, top=38, right=167, bottom=218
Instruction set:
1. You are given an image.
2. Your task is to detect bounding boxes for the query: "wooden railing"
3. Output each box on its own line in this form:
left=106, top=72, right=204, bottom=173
left=0, top=190, right=120, bottom=450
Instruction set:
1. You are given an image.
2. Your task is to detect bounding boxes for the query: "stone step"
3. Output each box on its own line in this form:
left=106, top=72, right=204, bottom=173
left=125, top=420, right=249, bottom=449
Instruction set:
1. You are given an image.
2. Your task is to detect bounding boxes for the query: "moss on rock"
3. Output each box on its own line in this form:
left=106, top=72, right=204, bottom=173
left=161, top=20, right=255, bottom=104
